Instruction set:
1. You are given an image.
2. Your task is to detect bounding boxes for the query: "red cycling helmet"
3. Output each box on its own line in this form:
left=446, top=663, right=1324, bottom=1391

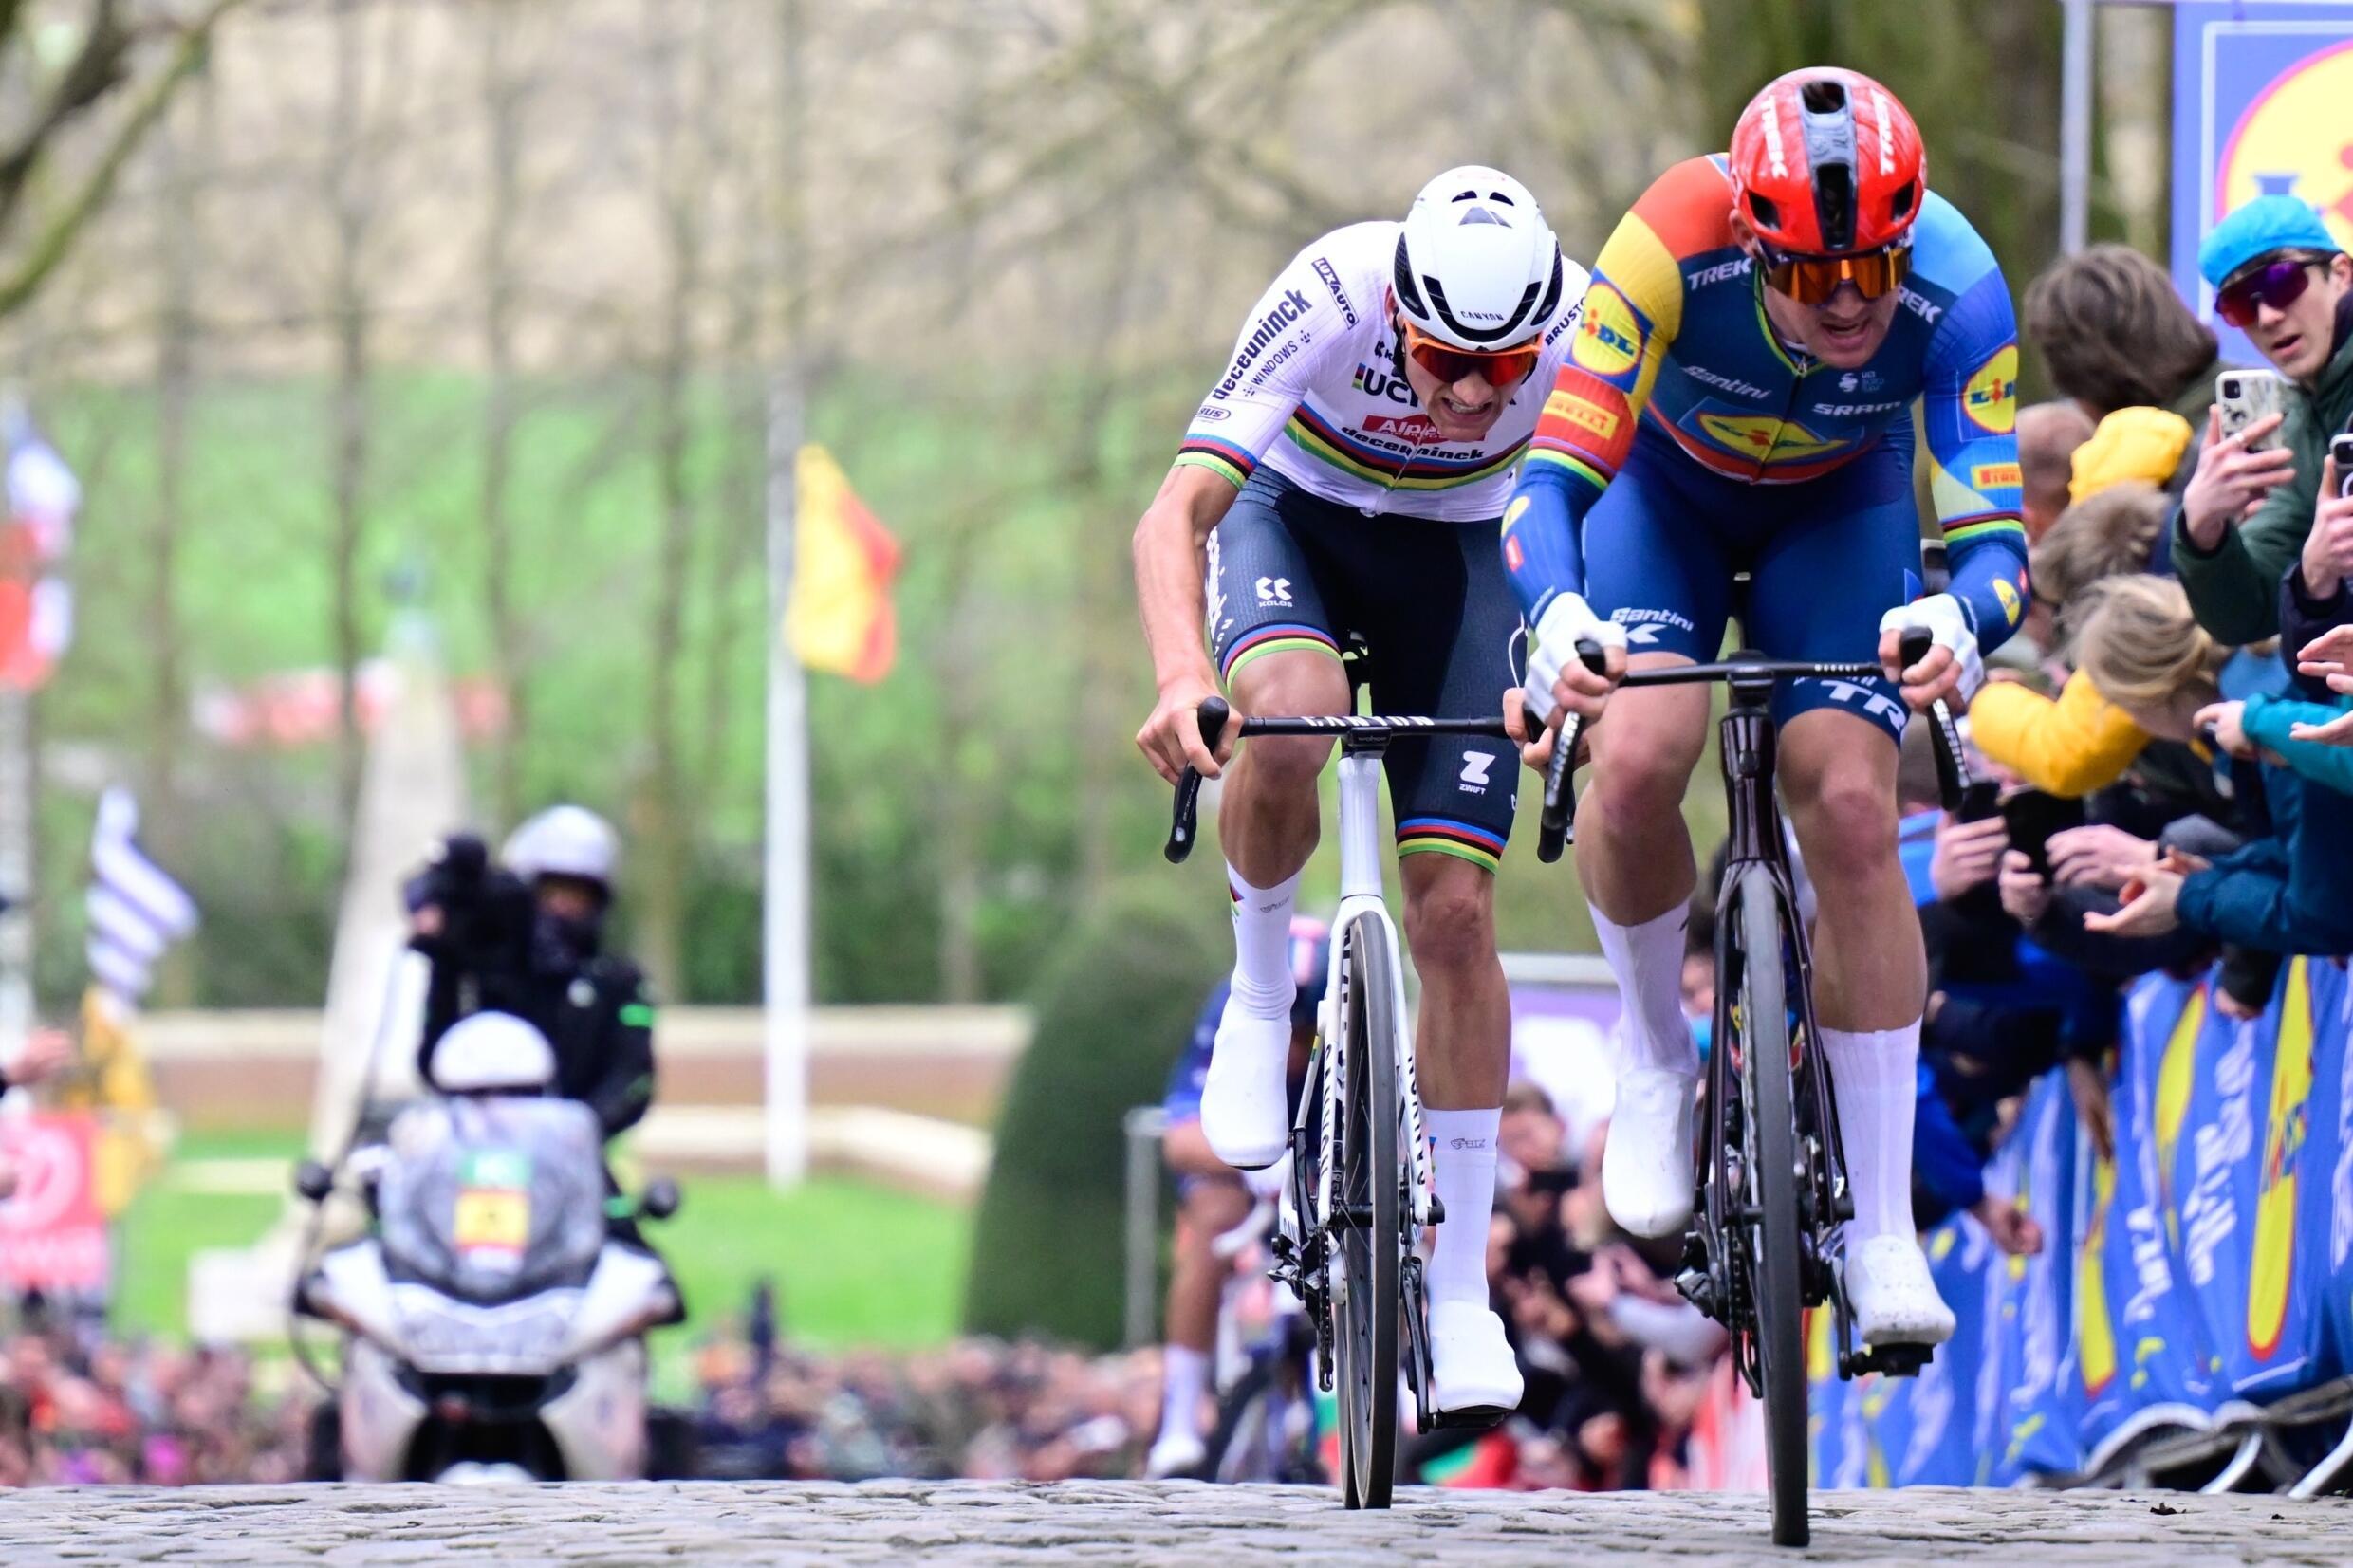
left=1730, top=67, right=1925, bottom=255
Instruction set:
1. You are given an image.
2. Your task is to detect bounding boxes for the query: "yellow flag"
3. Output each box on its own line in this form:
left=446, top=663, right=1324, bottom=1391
left=788, top=445, right=901, bottom=683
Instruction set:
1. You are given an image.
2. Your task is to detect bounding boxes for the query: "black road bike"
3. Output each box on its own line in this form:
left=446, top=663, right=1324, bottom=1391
left=1534, top=628, right=1967, bottom=1548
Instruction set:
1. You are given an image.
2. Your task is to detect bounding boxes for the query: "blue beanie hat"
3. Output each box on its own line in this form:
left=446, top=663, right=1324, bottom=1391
left=2198, top=194, right=2344, bottom=288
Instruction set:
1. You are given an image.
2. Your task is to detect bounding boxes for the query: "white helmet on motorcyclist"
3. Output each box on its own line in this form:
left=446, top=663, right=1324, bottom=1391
left=502, top=804, right=620, bottom=895
left=1393, top=165, right=1567, bottom=350
left=432, top=1010, right=556, bottom=1093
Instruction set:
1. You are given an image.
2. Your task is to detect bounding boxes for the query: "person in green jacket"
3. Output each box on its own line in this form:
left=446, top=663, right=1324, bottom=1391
left=2174, top=196, right=2353, bottom=645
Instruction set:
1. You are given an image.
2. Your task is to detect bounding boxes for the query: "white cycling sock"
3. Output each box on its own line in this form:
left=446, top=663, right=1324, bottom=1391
left=1425, top=1106, right=1502, bottom=1308
left=1158, top=1343, right=1210, bottom=1443
left=1591, top=901, right=1698, bottom=1078
left=1818, top=1023, right=1921, bottom=1242
left=1228, top=863, right=1302, bottom=1020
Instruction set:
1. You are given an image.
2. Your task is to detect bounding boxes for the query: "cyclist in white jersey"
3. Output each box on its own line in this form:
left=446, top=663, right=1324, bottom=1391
left=1133, top=166, right=1594, bottom=1425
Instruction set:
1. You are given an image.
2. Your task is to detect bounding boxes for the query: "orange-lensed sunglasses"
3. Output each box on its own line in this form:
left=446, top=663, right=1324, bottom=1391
left=1399, top=318, right=1543, bottom=390
left=1758, top=241, right=1912, bottom=305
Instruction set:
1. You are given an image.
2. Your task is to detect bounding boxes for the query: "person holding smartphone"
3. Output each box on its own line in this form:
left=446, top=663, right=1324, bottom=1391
left=2175, top=195, right=2353, bottom=646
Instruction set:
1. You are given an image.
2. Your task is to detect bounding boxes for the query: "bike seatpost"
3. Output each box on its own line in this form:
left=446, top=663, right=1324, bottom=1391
left=1535, top=638, right=1609, bottom=864
left=1164, top=696, right=1232, bottom=863
left=1897, top=630, right=1972, bottom=812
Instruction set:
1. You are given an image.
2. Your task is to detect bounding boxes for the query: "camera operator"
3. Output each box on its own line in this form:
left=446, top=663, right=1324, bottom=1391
left=407, top=805, right=657, bottom=1152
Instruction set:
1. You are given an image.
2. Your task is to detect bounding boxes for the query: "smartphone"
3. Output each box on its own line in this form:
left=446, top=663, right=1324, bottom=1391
left=2216, top=369, right=2287, bottom=452
left=2332, top=431, right=2353, bottom=496
left=1956, top=779, right=2001, bottom=822
left=2001, top=789, right=2086, bottom=880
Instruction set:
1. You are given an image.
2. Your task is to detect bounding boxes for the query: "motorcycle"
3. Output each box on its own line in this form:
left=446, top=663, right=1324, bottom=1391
left=292, top=1011, right=685, bottom=1484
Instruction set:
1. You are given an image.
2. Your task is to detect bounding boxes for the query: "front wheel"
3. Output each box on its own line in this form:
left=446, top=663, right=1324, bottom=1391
left=1734, top=865, right=1809, bottom=1548
left=1332, top=913, right=1399, bottom=1510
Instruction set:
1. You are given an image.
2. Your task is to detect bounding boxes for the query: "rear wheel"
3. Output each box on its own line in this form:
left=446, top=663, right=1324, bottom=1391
left=1332, top=914, right=1399, bottom=1510
left=1732, top=867, right=1808, bottom=1547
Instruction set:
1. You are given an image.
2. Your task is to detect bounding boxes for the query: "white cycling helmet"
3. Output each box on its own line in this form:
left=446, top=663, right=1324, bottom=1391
left=1393, top=165, right=1566, bottom=350
left=502, top=804, right=620, bottom=892
left=432, top=1011, right=556, bottom=1093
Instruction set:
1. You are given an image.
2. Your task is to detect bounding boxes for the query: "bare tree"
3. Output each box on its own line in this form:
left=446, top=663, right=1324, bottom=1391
left=479, top=0, right=528, bottom=826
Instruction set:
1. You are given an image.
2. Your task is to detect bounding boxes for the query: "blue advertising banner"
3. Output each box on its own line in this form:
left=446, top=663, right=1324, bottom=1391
left=1808, top=960, right=2351, bottom=1485
left=2169, top=3, right=2353, bottom=364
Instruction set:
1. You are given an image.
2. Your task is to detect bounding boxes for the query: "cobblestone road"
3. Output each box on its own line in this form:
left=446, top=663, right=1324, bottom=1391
left=3, top=1481, right=2345, bottom=1566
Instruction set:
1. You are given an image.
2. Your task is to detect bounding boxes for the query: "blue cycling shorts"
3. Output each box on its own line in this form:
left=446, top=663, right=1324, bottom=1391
left=1579, top=429, right=1920, bottom=744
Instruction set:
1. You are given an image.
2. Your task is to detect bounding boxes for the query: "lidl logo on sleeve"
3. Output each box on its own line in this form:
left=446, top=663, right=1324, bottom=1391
left=1963, top=345, right=2018, bottom=434
left=2217, top=41, right=2353, bottom=257
left=1695, top=412, right=1844, bottom=461
left=1544, top=389, right=1620, bottom=441
left=1571, top=283, right=1641, bottom=377
left=1993, top=577, right=2023, bottom=626
left=1972, top=461, right=2022, bottom=492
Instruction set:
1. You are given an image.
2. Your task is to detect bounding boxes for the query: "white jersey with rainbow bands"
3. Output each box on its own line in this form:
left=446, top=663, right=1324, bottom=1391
left=1173, top=222, right=1589, bottom=524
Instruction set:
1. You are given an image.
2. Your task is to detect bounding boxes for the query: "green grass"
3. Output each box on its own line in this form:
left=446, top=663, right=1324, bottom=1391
left=111, top=1134, right=972, bottom=1396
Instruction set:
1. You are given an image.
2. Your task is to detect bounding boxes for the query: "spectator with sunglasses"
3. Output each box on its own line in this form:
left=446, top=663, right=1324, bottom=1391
left=2175, top=195, right=2353, bottom=646
left=1503, top=67, right=2029, bottom=1359
left=1131, top=165, right=1590, bottom=1427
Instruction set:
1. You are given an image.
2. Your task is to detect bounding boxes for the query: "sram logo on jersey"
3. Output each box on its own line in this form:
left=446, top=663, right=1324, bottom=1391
left=1212, top=288, right=1314, bottom=400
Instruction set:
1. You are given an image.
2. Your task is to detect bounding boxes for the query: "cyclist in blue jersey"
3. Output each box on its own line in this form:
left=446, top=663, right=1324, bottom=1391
left=1503, top=68, right=2030, bottom=1352
left=1147, top=916, right=1328, bottom=1479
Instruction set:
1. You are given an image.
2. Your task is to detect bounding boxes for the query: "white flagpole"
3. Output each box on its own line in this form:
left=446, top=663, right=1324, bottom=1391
left=764, top=375, right=810, bottom=1189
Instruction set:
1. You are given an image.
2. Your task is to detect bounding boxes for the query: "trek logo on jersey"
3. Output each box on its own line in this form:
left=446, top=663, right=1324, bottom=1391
left=1572, top=283, right=1641, bottom=377
left=1696, top=412, right=1845, bottom=461
left=1212, top=288, right=1314, bottom=399
left=1691, top=255, right=1753, bottom=289
left=1457, top=752, right=1494, bottom=794
left=1972, top=461, right=2023, bottom=491
left=1543, top=389, right=1619, bottom=441
left=1963, top=344, right=2019, bottom=434
left=1814, top=678, right=1908, bottom=730
left=1311, top=256, right=1357, bottom=327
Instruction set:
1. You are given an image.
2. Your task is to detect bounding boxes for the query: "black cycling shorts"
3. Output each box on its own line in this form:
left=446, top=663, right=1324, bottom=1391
left=1205, top=470, right=1524, bottom=873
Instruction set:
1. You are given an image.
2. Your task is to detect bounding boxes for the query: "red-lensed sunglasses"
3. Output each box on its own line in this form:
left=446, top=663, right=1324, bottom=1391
left=2215, top=258, right=2320, bottom=329
left=1758, top=241, right=1912, bottom=305
left=1400, top=319, right=1542, bottom=390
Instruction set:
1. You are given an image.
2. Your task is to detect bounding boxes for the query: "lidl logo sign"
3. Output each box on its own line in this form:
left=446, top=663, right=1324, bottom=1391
left=1695, top=412, right=1844, bottom=461
left=1571, top=283, right=1641, bottom=377
left=2217, top=39, right=2353, bottom=256
left=1963, top=345, right=2018, bottom=434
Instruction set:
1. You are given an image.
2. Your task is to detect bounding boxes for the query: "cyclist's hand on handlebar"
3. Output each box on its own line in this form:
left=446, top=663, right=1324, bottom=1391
left=1877, top=594, right=1983, bottom=710
left=1504, top=687, right=1591, bottom=773
left=1136, top=668, right=1231, bottom=784
left=1524, top=594, right=1626, bottom=729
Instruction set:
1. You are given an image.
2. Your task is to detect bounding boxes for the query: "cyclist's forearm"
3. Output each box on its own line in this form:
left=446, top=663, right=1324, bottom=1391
left=1503, top=457, right=1595, bottom=622
left=1942, top=518, right=2029, bottom=655
left=1134, top=500, right=1219, bottom=689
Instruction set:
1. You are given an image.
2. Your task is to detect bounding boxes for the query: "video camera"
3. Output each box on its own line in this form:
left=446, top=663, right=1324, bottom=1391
left=407, top=832, right=538, bottom=1006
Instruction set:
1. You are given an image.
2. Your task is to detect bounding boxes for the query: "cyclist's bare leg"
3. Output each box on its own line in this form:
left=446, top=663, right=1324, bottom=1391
left=1573, top=655, right=1713, bottom=1074
left=1777, top=708, right=1950, bottom=1343
left=1401, top=851, right=1522, bottom=1412
left=1153, top=1175, right=1249, bottom=1466
left=1200, top=649, right=1349, bottom=1169
left=1216, top=650, right=1349, bottom=888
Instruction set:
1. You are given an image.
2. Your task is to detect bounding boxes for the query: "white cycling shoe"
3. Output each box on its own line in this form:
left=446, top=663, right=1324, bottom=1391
left=1200, top=997, right=1291, bottom=1171
left=1144, top=1430, right=1207, bottom=1480
left=1428, top=1301, right=1523, bottom=1427
left=1845, top=1234, right=1957, bottom=1349
left=1603, top=1067, right=1699, bottom=1239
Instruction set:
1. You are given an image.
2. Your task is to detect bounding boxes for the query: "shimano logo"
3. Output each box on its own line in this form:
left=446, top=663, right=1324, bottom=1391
left=1212, top=288, right=1314, bottom=399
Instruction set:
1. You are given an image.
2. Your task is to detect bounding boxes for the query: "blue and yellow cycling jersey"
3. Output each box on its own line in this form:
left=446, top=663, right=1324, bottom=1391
left=1503, top=155, right=2029, bottom=648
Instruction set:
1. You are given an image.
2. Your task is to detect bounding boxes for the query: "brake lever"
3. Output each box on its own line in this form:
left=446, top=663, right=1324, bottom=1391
left=1164, top=696, right=1232, bottom=863
left=1898, top=629, right=1972, bottom=811
left=1535, top=638, right=1608, bottom=864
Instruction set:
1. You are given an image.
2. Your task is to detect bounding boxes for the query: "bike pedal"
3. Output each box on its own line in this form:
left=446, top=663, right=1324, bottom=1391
left=1427, top=1403, right=1511, bottom=1433
left=1841, top=1342, right=1934, bottom=1379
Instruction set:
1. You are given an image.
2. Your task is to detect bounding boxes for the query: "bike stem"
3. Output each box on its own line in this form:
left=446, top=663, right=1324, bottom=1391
left=1334, top=750, right=1385, bottom=905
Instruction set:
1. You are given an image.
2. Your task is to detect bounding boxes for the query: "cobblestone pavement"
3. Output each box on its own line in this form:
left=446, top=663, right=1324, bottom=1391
left=3, top=1481, right=2346, bottom=1566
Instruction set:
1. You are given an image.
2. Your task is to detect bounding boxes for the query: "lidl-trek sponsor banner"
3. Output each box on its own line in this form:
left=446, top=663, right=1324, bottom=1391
left=1985, top=1070, right=2083, bottom=1485
left=2077, top=977, right=2218, bottom=1458
left=2170, top=3, right=2353, bottom=364
left=0, top=1113, right=107, bottom=1294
